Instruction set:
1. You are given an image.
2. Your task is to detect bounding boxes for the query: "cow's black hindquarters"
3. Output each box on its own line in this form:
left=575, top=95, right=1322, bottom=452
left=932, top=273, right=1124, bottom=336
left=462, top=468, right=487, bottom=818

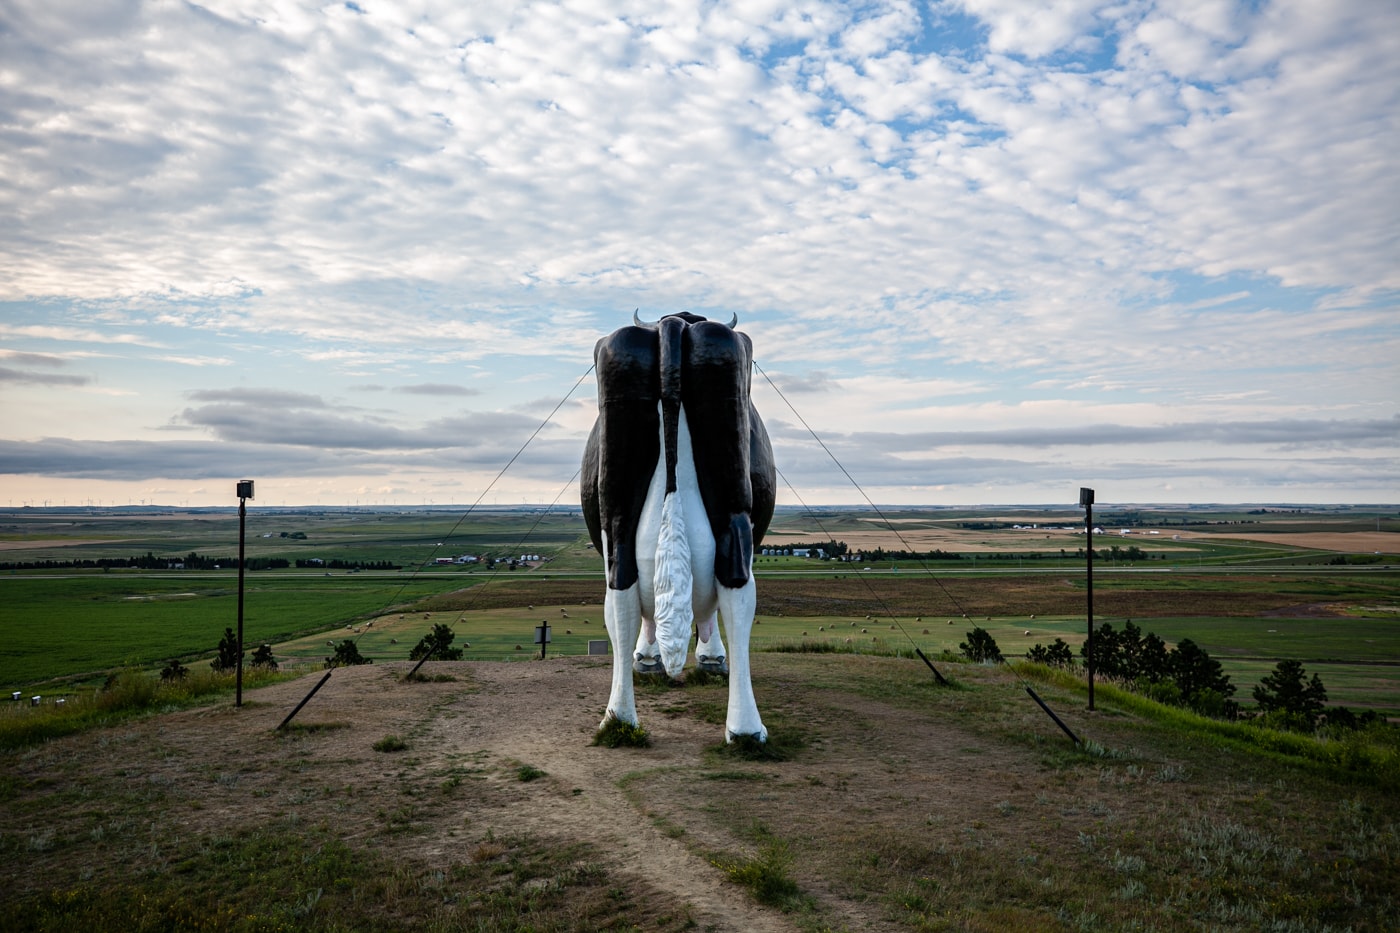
left=714, top=511, right=756, bottom=589
left=588, top=326, right=662, bottom=591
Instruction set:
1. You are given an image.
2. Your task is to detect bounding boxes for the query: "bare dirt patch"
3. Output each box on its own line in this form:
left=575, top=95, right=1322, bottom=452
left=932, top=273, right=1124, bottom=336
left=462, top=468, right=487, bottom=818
left=4, top=654, right=1395, bottom=931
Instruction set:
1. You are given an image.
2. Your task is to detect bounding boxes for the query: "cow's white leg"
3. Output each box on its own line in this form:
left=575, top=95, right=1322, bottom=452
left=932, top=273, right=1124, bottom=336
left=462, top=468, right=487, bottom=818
left=696, top=611, right=728, bottom=674
left=602, top=584, right=643, bottom=727
left=717, top=580, right=765, bottom=741
left=632, top=618, right=665, bottom=674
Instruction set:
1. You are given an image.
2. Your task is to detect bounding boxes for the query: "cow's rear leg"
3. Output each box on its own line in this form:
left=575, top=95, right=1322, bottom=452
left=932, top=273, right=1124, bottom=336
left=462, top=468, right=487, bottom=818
left=632, top=617, right=666, bottom=675
left=603, top=585, right=644, bottom=727
left=696, top=611, right=728, bottom=675
left=717, top=581, right=765, bottom=741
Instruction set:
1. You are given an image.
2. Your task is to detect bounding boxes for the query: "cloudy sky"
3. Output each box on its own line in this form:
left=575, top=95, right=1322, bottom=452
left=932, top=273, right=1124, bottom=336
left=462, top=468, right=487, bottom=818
left=1, top=0, right=1396, bottom=509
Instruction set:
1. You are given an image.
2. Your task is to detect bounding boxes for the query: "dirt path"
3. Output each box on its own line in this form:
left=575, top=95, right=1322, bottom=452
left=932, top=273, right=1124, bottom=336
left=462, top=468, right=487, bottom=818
left=2, top=654, right=1127, bottom=931
left=170, top=659, right=799, bottom=931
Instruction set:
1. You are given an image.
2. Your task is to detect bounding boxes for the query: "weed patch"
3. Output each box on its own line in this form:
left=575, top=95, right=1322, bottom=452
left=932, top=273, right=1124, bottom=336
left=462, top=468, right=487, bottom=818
left=0, top=667, right=291, bottom=750
left=592, top=716, right=652, bottom=748
left=710, top=729, right=806, bottom=762
left=712, top=841, right=808, bottom=910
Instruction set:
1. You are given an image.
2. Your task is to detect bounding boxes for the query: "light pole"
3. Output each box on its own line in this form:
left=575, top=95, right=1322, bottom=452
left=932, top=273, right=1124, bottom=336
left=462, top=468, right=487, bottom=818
left=236, top=480, right=254, bottom=707
left=1080, top=487, right=1095, bottom=711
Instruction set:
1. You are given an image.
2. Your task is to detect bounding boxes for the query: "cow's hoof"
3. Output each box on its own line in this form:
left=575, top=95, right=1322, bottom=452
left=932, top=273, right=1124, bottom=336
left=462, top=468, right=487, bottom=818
left=632, top=654, right=665, bottom=675
left=697, top=654, right=729, bottom=675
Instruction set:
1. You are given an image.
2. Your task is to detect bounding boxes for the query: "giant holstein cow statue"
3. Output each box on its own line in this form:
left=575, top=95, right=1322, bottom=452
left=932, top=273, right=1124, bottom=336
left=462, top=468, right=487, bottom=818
left=582, top=312, right=776, bottom=742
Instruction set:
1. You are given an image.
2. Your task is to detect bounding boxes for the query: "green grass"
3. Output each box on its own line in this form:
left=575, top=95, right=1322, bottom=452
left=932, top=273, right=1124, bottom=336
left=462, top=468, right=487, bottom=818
left=0, top=574, right=468, bottom=685
left=1016, top=661, right=1400, bottom=791
left=0, top=666, right=290, bottom=749
left=7, top=826, right=690, bottom=932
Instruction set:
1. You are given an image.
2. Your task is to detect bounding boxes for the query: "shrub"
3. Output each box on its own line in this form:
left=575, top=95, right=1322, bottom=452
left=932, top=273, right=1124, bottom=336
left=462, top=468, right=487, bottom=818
left=1026, top=638, right=1075, bottom=668
left=160, top=659, right=189, bottom=682
left=250, top=644, right=278, bottom=670
left=325, top=640, right=371, bottom=668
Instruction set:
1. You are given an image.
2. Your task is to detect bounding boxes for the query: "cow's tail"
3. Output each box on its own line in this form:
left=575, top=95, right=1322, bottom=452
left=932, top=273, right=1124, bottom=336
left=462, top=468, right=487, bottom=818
left=652, top=315, right=692, bottom=678
left=653, top=491, right=692, bottom=677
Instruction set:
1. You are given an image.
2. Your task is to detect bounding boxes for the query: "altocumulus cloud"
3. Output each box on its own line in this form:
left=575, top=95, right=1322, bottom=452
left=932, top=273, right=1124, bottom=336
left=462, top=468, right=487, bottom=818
left=0, top=0, right=1396, bottom=504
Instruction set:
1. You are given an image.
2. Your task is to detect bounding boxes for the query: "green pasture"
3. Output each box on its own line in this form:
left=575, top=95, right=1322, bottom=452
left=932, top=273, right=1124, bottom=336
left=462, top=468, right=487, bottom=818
left=2, top=505, right=1395, bottom=714
left=0, top=573, right=470, bottom=686
left=262, top=600, right=1400, bottom=714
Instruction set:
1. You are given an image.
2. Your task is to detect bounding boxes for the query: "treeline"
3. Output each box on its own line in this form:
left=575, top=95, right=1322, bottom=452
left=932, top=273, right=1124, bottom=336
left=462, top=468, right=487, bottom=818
left=0, top=551, right=261, bottom=570
left=780, top=540, right=851, bottom=557
left=1027, top=620, right=1238, bottom=718
left=0, top=550, right=399, bottom=571
left=1026, top=620, right=1384, bottom=730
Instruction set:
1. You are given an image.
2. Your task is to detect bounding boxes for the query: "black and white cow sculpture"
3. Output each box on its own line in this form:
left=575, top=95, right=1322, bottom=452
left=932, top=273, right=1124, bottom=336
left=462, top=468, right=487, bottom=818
left=582, top=312, right=776, bottom=742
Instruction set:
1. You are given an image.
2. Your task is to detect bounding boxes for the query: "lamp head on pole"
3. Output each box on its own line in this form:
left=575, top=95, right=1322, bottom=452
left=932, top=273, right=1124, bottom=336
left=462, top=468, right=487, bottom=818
left=1078, top=487, right=1095, bottom=508
left=237, top=480, right=255, bottom=500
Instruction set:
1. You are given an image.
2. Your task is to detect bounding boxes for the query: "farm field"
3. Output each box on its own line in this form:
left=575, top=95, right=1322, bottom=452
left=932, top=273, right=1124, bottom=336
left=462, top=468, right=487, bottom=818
left=2, top=505, right=1398, bottom=930
left=1, top=505, right=1396, bottom=714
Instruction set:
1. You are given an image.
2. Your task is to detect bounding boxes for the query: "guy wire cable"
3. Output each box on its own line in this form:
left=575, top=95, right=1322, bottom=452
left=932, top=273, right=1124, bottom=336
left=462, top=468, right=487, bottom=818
left=374, top=362, right=597, bottom=626
left=280, top=363, right=596, bottom=726
left=754, top=359, right=1082, bottom=742
left=754, top=360, right=974, bottom=621
left=403, top=466, right=583, bottom=679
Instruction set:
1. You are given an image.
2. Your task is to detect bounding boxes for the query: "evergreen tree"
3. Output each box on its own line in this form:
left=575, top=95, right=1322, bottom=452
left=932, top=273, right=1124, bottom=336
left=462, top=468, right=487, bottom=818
left=1026, top=638, right=1075, bottom=668
left=211, top=627, right=242, bottom=672
left=1168, top=638, right=1234, bottom=708
left=409, top=623, right=463, bottom=661
left=1253, top=659, right=1327, bottom=724
left=960, top=627, right=1003, bottom=663
left=1136, top=632, right=1171, bottom=684
left=1081, top=621, right=1125, bottom=679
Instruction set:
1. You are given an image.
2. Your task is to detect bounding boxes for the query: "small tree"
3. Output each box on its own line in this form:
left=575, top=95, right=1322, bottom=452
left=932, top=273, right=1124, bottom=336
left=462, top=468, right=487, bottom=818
left=960, top=627, right=1003, bottom=663
left=250, top=643, right=278, bottom=671
left=1026, top=638, right=1075, bottom=668
left=325, top=639, right=371, bottom=668
left=211, top=627, right=242, bottom=672
left=1253, top=659, right=1327, bottom=727
left=409, top=623, right=463, bottom=661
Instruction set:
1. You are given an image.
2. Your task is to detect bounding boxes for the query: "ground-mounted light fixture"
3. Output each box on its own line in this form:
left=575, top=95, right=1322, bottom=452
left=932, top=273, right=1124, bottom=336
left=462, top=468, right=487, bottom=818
left=236, top=480, right=254, bottom=707
left=1079, top=486, right=1095, bottom=711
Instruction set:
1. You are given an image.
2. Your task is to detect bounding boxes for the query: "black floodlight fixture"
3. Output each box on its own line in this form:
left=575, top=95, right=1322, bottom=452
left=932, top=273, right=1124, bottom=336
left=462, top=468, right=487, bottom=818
left=237, top=479, right=255, bottom=500
left=1079, top=487, right=1094, bottom=507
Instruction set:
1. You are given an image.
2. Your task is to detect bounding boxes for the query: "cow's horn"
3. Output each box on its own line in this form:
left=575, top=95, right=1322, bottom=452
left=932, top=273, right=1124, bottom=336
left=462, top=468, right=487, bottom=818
left=728, top=313, right=738, bottom=328
left=633, top=309, right=647, bottom=327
